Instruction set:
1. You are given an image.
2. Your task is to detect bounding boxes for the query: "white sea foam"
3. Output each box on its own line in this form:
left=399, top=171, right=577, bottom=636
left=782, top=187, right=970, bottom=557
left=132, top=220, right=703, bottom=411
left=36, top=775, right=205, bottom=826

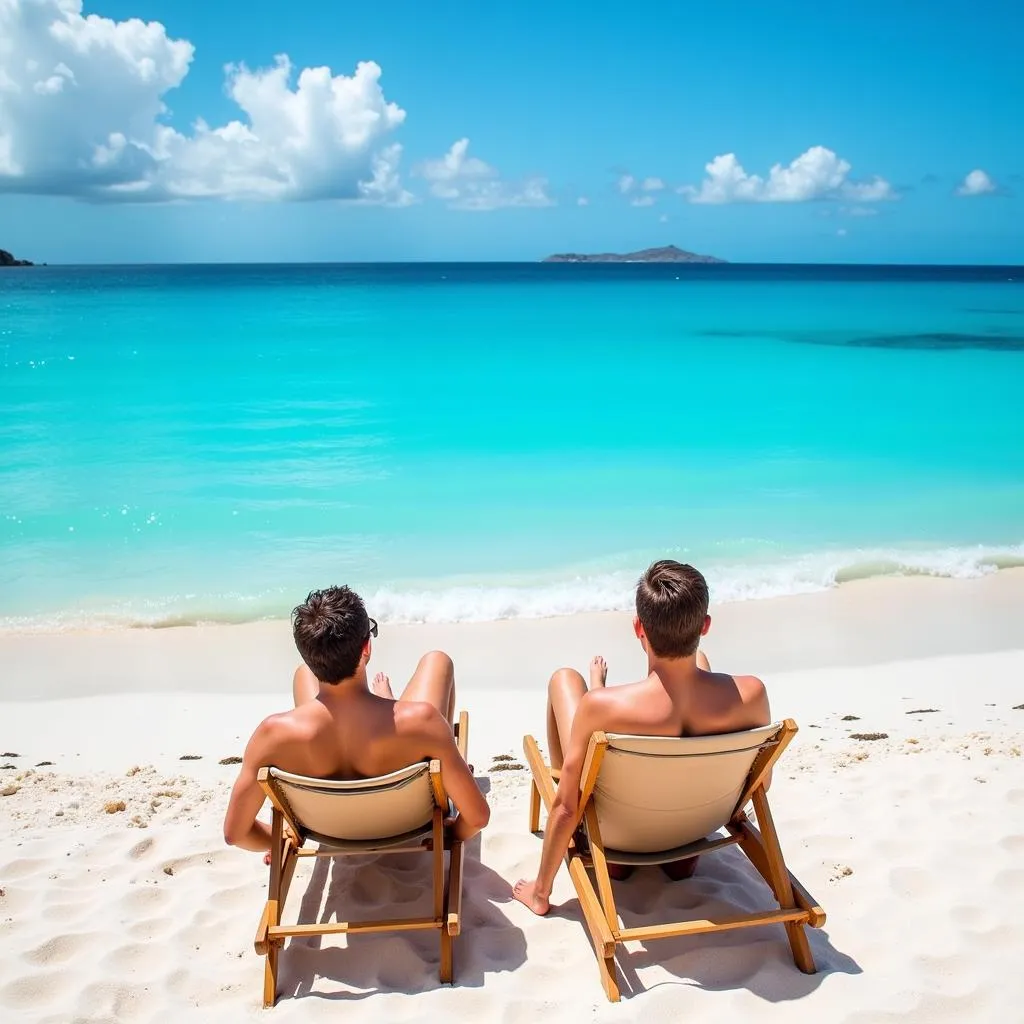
left=3, top=541, right=1021, bottom=632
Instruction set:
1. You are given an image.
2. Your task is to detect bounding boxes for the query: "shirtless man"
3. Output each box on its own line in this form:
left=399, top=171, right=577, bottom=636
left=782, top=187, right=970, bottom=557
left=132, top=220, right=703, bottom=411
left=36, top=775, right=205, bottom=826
left=223, top=585, right=489, bottom=853
left=513, top=559, right=770, bottom=916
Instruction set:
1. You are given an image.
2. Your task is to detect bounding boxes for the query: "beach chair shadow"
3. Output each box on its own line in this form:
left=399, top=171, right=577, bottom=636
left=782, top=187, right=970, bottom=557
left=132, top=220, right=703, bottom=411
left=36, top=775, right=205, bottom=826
left=276, top=817, right=526, bottom=1001
left=525, top=719, right=859, bottom=1001
left=255, top=713, right=522, bottom=1005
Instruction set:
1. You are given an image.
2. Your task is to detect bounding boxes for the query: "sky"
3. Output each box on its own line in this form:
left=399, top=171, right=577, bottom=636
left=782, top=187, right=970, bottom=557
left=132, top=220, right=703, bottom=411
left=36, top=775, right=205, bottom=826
left=0, top=0, right=1021, bottom=263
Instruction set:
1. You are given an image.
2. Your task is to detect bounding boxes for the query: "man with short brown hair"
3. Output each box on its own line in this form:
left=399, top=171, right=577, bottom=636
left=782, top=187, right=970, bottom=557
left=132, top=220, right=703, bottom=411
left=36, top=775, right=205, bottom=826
left=513, top=560, right=770, bottom=916
left=224, top=585, right=489, bottom=854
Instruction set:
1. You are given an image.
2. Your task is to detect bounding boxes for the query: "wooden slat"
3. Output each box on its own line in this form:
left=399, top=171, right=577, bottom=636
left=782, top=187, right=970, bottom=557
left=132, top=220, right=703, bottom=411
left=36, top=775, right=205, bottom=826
left=263, top=944, right=278, bottom=1008
left=432, top=809, right=445, bottom=920
left=523, top=734, right=557, bottom=813
left=567, top=856, right=616, bottom=959
left=528, top=779, right=541, bottom=833
left=577, top=733, right=608, bottom=812
left=455, top=710, right=469, bottom=761
left=732, top=819, right=826, bottom=928
left=619, top=907, right=809, bottom=943
left=268, top=809, right=283, bottom=903
left=254, top=900, right=274, bottom=956
left=429, top=759, right=448, bottom=811
left=258, top=770, right=305, bottom=847
left=446, top=840, right=465, bottom=937
left=279, top=842, right=299, bottom=909
left=305, top=843, right=430, bottom=858
left=584, top=803, right=620, bottom=938
left=731, top=719, right=797, bottom=819
left=750, top=787, right=816, bottom=973
left=269, top=917, right=439, bottom=938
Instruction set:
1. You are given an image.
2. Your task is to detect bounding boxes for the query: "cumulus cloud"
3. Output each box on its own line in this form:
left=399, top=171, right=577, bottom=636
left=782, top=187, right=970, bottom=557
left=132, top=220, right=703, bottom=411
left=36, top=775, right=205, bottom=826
left=416, top=138, right=552, bottom=211
left=617, top=174, right=635, bottom=194
left=630, top=195, right=655, bottom=207
left=641, top=176, right=664, bottom=191
left=956, top=169, right=999, bottom=196
left=576, top=196, right=589, bottom=206
left=0, top=0, right=410, bottom=203
left=678, top=146, right=896, bottom=205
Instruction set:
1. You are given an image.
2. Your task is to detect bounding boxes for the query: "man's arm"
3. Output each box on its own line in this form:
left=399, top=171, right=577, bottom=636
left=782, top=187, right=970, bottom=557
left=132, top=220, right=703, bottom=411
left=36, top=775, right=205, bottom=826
left=223, top=719, right=280, bottom=852
left=513, top=692, right=603, bottom=915
left=402, top=705, right=490, bottom=843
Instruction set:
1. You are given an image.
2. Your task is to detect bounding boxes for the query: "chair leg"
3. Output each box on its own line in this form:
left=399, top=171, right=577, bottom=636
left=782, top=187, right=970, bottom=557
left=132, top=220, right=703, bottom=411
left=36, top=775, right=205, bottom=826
left=750, top=789, right=816, bottom=974
left=528, top=779, right=541, bottom=833
left=263, top=940, right=280, bottom=1007
left=440, top=927, right=454, bottom=984
left=597, top=950, right=620, bottom=1002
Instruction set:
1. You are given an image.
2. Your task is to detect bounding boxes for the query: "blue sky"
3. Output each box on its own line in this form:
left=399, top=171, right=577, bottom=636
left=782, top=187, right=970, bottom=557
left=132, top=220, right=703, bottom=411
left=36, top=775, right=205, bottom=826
left=0, top=0, right=1021, bottom=263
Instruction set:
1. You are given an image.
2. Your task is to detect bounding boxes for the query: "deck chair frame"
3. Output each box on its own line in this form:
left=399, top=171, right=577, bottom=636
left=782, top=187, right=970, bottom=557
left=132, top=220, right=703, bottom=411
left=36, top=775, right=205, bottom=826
left=524, top=718, right=825, bottom=1002
left=254, top=711, right=469, bottom=1007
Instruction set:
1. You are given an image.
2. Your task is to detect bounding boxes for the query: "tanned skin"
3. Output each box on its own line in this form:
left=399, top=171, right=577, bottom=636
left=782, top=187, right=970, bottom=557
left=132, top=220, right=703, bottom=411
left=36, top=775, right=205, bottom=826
left=512, top=614, right=770, bottom=916
left=224, top=644, right=489, bottom=854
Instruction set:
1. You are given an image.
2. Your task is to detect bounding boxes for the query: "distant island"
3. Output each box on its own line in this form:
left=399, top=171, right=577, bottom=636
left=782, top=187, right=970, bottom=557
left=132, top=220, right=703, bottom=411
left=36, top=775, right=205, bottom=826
left=1, top=248, right=33, bottom=267
left=542, top=245, right=725, bottom=264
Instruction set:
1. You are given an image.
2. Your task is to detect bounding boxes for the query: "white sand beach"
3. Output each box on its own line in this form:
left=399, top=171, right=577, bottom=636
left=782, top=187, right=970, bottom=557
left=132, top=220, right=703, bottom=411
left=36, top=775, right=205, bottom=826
left=2, top=572, right=1023, bottom=1022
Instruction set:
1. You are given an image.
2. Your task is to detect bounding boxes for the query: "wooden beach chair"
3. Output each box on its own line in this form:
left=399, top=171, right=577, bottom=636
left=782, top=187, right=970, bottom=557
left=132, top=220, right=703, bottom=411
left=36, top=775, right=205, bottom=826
left=254, top=711, right=470, bottom=1007
left=524, top=719, right=824, bottom=1001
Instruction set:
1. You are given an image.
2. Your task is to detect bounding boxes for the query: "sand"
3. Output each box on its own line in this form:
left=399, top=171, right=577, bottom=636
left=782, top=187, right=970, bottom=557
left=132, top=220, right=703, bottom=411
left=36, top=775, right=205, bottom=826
left=2, top=572, right=1024, bottom=1021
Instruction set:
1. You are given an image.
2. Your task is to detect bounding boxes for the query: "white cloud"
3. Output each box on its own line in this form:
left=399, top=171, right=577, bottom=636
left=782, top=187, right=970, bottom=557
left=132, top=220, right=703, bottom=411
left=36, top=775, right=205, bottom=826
left=0, top=0, right=410, bottom=203
left=416, top=138, right=553, bottom=211
left=630, top=194, right=655, bottom=207
left=836, top=228, right=848, bottom=236
left=641, top=176, right=664, bottom=191
left=659, top=214, right=669, bottom=223
left=956, top=169, right=998, bottom=196
left=679, top=146, right=896, bottom=205
left=842, top=176, right=895, bottom=201
left=618, top=174, right=635, bottom=194
left=576, top=196, right=589, bottom=206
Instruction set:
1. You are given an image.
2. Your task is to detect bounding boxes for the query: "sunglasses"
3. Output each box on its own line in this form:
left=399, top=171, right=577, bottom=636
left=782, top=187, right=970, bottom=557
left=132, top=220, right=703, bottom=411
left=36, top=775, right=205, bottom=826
left=367, top=617, right=378, bottom=639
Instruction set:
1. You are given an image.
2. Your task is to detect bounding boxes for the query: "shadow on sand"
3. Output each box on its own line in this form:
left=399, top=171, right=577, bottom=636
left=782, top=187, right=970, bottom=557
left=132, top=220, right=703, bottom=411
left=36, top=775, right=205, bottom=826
left=548, top=842, right=861, bottom=1002
left=274, top=778, right=527, bottom=1002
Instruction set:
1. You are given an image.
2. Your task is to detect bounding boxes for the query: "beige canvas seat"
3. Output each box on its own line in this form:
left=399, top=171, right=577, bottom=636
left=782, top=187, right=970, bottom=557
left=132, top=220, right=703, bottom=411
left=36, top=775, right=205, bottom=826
left=524, top=719, right=824, bottom=1001
left=255, top=711, right=469, bottom=1007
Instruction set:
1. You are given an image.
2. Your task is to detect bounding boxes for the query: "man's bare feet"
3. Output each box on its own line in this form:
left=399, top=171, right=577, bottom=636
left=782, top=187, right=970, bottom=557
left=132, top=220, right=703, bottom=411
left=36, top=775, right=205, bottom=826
left=371, top=671, right=396, bottom=700
left=589, top=655, right=608, bottom=689
left=512, top=878, right=551, bottom=916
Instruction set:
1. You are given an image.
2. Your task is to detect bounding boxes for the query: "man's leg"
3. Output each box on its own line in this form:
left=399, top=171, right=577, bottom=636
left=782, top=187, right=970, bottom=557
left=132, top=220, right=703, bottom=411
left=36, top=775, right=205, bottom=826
left=292, top=664, right=319, bottom=706
left=545, top=658, right=634, bottom=879
left=546, top=656, right=606, bottom=770
left=373, top=650, right=456, bottom=725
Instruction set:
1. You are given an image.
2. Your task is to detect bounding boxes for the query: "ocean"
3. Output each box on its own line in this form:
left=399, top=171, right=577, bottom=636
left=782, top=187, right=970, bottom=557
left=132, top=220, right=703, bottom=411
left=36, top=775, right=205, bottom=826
left=1, top=262, right=1022, bottom=630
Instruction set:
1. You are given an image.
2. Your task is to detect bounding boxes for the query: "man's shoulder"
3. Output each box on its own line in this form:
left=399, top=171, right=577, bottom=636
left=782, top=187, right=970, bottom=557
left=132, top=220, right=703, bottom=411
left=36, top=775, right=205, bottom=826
left=731, top=673, right=768, bottom=703
left=251, top=706, right=322, bottom=751
left=581, top=678, right=658, bottom=725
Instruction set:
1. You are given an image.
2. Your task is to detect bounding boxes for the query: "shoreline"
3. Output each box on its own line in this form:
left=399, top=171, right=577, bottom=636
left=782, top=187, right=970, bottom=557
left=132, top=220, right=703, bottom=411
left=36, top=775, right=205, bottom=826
left=1, top=569, right=1021, bottom=703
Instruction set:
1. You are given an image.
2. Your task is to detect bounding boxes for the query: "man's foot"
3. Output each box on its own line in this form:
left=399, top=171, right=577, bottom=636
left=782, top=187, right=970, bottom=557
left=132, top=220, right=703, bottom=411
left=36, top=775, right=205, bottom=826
left=512, top=878, right=551, bottom=916
left=661, top=856, right=699, bottom=881
left=590, top=655, right=608, bottom=689
left=371, top=671, right=396, bottom=700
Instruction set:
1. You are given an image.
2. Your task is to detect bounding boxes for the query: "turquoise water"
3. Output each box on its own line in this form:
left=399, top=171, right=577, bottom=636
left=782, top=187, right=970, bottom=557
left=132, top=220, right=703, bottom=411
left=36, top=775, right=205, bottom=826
left=1, top=263, right=1022, bottom=628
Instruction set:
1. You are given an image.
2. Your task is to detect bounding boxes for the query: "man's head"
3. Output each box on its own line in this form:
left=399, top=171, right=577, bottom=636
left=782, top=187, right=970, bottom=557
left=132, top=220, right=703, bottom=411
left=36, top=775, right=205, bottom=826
left=292, top=586, right=374, bottom=684
left=634, top=560, right=710, bottom=658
